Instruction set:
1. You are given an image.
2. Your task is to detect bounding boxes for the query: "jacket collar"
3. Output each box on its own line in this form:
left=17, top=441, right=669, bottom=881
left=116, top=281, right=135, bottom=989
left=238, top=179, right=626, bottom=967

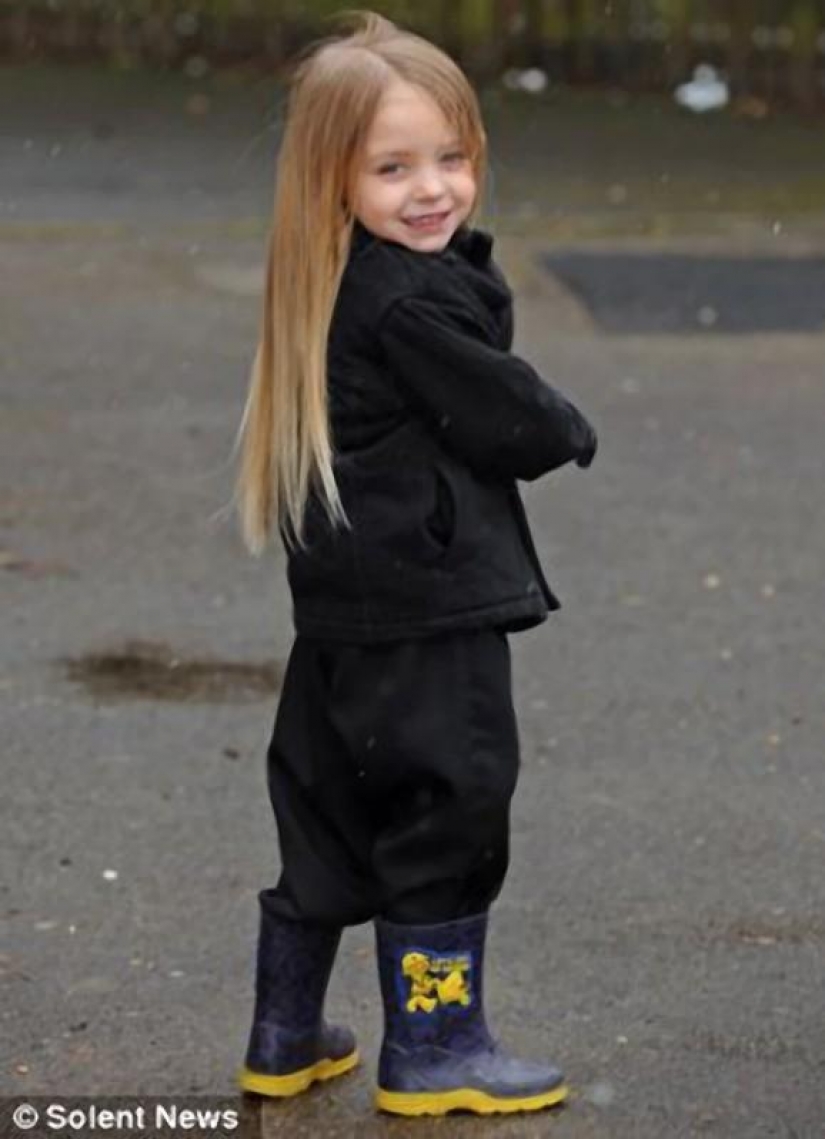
left=350, top=218, right=376, bottom=256
left=447, top=224, right=494, bottom=268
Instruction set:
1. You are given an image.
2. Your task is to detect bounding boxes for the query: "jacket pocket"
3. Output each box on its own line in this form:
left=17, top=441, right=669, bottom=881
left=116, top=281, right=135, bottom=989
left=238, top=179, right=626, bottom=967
left=422, top=463, right=458, bottom=558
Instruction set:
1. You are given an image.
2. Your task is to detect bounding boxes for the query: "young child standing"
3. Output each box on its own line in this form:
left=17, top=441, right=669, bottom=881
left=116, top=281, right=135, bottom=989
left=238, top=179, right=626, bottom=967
left=234, top=11, right=596, bottom=1118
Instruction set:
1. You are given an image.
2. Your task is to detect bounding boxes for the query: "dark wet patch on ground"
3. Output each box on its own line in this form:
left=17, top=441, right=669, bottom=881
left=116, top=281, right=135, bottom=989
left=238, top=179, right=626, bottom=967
left=541, top=252, right=825, bottom=333
left=571, top=912, right=825, bottom=956
left=1, top=549, right=75, bottom=578
left=683, top=1029, right=810, bottom=1063
left=62, top=640, right=282, bottom=703
left=710, top=915, right=825, bottom=947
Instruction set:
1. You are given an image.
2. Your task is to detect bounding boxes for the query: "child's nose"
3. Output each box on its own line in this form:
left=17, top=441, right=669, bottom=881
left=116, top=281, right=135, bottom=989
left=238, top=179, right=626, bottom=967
left=413, top=167, right=447, bottom=200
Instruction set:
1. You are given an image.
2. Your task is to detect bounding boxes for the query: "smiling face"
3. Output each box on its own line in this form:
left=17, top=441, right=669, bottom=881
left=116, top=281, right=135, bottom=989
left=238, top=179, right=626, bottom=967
left=351, top=78, right=477, bottom=252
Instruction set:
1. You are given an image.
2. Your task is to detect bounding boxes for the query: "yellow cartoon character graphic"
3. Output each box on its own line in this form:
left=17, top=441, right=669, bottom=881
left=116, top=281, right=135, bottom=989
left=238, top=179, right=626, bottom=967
left=435, top=967, right=471, bottom=1007
left=401, top=952, right=438, bottom=1013
left=401, top=951, right=472, bottom=1013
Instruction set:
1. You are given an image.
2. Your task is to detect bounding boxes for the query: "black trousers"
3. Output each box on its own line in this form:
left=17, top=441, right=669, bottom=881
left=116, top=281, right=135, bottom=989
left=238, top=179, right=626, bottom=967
left=263, top=628, right=520, bottom=926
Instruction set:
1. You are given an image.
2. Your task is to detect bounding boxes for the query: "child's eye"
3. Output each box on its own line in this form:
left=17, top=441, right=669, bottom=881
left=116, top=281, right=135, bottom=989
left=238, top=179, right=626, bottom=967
left=441, top=152, right=467, bottom=167
left=377, top=163, right=405, bottom=176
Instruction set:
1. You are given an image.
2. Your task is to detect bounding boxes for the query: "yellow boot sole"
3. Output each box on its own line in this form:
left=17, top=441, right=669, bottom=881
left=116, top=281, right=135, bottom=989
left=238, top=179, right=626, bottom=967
left=238, top=1049, right=359, bottom=1098
left=376, top=1081, right=568, bottom=1116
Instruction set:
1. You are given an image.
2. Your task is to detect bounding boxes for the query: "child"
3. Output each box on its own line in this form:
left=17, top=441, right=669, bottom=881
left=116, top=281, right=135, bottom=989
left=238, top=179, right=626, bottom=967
left=234, top=10, right=596, bottom=1118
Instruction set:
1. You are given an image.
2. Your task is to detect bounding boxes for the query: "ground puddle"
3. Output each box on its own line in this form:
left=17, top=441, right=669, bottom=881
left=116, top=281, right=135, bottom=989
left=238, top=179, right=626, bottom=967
left=63, top=640, right=282, bottom=703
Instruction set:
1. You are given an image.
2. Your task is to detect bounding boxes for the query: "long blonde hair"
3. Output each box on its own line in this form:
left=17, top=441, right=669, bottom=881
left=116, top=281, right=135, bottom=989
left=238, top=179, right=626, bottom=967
left=235, top=10, right=487, bottom=554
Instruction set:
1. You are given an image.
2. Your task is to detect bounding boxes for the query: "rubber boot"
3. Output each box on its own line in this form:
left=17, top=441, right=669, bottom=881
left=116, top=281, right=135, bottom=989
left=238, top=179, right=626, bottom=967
left=237, top=895, right=358, bottom=1097
left=374, top=912, right=567, bottom=1116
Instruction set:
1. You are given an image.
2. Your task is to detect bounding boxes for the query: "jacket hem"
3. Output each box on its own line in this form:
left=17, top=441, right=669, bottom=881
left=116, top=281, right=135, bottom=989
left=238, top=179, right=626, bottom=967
left=291, top=595, right=557, bottom=644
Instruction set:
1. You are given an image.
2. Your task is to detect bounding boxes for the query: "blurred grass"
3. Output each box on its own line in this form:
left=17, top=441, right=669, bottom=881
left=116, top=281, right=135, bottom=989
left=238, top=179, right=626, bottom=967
left=482, top=86, right=825, bottom=237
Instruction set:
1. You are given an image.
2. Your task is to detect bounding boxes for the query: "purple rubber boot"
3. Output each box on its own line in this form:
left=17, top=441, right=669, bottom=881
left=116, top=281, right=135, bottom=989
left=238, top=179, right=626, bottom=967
left=374, top=911, right=567, bottom=1116
left=237, top=894, right=358, bottom=1097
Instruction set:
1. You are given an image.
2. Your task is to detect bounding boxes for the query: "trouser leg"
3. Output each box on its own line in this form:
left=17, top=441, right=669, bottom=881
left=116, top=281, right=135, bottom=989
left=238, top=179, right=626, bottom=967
left=263, top=628, right=519, bottom=925
left=263, top=636, right=379, bottom=927
left=321, top=629, right=520, bottom=923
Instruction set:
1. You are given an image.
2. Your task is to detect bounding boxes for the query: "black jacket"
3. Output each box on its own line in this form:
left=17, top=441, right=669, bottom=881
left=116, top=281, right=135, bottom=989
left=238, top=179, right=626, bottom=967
left=284, top=220, right=597, bottom=642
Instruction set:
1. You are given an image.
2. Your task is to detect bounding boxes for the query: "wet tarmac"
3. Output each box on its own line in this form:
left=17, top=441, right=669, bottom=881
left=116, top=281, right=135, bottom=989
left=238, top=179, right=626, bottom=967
left=2, top=65, right=825, bottom=1138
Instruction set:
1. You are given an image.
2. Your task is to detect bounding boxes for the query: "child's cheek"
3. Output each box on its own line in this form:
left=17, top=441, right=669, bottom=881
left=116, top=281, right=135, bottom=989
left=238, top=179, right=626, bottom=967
left=382, top=183, right=407, bottom=217
left=464, top=172, right=479, bottom=203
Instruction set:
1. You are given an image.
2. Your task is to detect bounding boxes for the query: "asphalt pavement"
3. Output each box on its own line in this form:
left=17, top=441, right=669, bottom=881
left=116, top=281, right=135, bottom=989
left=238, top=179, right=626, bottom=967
left=2, top=65, right=824, bottom=1139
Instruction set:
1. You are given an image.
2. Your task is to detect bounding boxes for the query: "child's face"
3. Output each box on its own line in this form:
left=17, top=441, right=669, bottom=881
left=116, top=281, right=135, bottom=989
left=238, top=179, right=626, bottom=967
left=352, top=78, right=477, bottom=252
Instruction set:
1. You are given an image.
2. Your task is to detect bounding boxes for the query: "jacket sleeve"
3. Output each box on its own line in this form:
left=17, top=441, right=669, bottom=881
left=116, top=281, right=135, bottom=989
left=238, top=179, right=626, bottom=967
left=377, top=293, right=597, bottom=481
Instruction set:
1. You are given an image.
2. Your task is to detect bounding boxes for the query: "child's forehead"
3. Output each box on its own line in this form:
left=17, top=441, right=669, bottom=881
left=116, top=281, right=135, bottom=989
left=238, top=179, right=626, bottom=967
left=364, top=79, right=461, bottom=152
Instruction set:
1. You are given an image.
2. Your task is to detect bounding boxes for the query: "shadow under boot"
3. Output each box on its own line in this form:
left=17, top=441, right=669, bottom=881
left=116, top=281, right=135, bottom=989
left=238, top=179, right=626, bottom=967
left=237, top=895, right=358, bottom=1097
left=374, top=911, right=567, bottom=1116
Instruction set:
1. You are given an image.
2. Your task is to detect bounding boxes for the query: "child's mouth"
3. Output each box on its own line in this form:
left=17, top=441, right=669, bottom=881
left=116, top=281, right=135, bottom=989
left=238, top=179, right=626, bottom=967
left=403, top=211, right=452, bottom=233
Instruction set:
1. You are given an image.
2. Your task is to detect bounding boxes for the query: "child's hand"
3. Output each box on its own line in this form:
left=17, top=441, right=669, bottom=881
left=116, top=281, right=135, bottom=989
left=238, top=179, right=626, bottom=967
left=575, top=426, right=598, bottom=469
